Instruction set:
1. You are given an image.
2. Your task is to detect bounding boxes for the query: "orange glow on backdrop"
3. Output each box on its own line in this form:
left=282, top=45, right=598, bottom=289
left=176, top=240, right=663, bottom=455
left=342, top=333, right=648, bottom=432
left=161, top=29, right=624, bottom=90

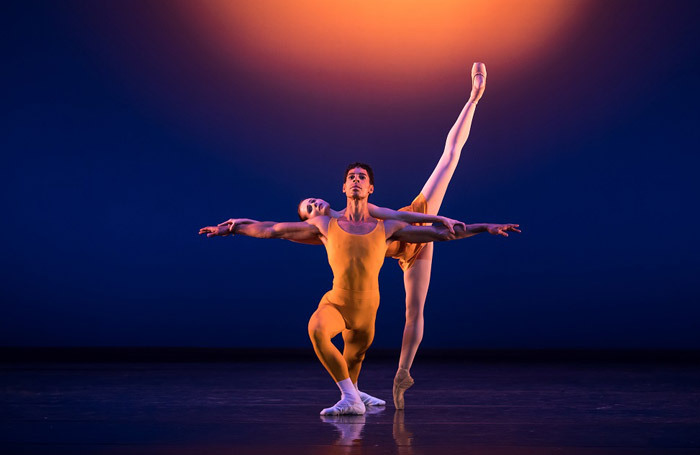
left=179, top=0, right=590, bottom=100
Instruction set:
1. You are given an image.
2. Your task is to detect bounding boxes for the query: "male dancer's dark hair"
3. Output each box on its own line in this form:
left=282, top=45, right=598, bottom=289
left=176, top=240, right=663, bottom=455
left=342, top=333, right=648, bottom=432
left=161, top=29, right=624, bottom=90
left=344, top=162, right=374, bottom=185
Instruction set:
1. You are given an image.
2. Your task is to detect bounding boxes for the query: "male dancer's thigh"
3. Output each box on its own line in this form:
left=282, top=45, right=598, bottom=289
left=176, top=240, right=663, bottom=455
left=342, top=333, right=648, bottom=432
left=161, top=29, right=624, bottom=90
left=342, top=325, right=376, bottom=368
left=341, top=309, right=377, bottom=356
left=340, top=293, right=379, bottom=382
left=342, top=326, right=375, bottom=383
left=308, top=300, right=347, bottom=340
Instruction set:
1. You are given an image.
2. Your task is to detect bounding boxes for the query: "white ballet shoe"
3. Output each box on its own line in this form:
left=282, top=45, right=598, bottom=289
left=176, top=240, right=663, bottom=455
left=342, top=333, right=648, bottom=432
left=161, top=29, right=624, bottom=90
left=358, top=390, right=386, bottom=407
left=320, top=398, right=366, bottom=416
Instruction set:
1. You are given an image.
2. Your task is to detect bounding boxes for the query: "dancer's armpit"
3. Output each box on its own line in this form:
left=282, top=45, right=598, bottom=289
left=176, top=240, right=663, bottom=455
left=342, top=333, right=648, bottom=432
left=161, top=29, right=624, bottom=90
left=290, top=236, right=324, bottom=245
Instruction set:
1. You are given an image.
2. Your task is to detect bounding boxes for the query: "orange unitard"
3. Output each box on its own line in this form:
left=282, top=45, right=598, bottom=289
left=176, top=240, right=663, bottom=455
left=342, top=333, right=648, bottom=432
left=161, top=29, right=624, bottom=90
left=385, top=193, right=429, bottom=271
left=307, top=218, right=388, bottom=383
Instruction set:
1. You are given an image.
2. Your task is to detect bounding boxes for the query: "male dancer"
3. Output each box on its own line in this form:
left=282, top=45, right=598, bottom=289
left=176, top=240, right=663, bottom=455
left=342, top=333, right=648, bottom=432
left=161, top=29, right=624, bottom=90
left=291, top=62, right=489, bottom=408
left=200, top=163, right=519, bottom=415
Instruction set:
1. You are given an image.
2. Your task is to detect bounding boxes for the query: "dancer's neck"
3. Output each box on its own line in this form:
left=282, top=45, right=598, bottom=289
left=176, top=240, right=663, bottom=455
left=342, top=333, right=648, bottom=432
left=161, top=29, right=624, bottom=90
left=343, top=197, right=371, bottom=222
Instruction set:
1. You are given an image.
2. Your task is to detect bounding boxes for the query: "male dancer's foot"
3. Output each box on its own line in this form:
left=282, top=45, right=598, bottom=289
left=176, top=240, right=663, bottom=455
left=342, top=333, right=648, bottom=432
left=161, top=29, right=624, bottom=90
left=321, top=399, right=366, bottom=416
left=321, top=378, right=366, bottom=416
left=357, top=387, right=387, bottom=407
left=470, top=61, right=487, bottom=103
left=393, top=368, right=415, bottom=410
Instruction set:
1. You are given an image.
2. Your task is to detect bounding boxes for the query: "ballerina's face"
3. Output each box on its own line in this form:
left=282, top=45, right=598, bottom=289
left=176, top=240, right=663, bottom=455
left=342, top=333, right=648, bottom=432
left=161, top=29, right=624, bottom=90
left=298, top=198, right=331, bottom=220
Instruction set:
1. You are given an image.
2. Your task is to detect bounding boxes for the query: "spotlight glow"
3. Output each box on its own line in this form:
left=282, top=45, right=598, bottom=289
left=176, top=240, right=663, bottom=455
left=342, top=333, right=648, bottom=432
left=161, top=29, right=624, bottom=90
left=180, top=0, right=590, bottom=98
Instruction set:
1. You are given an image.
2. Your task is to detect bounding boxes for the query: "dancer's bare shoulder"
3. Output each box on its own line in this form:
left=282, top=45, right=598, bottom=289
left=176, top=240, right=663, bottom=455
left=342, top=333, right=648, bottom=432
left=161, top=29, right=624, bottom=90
left=305, top=215, right=332, bottom=238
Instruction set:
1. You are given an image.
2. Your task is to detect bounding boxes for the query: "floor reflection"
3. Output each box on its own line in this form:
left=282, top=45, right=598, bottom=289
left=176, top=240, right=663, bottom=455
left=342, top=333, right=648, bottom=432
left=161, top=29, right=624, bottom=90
left=5, top=361, right=699, bottom=453
left=320, top=414, right=366, bottom=446
left=320, top=408, right=417, bottom=453
left=392, top=410, right=415, bottom=454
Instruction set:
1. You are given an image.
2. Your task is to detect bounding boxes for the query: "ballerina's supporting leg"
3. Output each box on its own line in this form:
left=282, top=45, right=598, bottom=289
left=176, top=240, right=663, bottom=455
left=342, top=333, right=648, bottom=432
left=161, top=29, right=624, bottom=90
left=394, top=244, right=432, bottom=409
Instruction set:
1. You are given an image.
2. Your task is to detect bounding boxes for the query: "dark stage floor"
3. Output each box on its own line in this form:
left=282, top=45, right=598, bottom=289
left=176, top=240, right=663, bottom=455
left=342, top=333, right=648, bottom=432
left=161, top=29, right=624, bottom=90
left=2, top=358, right=700, bottom=454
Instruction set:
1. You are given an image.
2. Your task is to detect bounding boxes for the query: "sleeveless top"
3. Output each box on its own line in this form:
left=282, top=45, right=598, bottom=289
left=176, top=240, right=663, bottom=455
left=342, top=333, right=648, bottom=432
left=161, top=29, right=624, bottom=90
left=325, top=218, right=387, bottom=292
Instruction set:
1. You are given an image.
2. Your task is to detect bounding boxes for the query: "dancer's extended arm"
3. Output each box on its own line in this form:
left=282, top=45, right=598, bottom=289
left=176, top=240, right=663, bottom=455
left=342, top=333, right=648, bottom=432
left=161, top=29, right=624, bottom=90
left=367, top=204, right=464, bottom=233
left=214, top=218, right=323, bottom=244
left=199, top=219, right=322, bottom=242
left=386, top=220, right=520, bottom=243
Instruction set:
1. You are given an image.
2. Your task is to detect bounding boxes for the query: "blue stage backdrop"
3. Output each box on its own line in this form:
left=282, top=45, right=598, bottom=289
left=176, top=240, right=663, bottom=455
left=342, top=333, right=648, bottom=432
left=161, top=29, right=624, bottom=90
left=3, top=1, right=699, bottom=348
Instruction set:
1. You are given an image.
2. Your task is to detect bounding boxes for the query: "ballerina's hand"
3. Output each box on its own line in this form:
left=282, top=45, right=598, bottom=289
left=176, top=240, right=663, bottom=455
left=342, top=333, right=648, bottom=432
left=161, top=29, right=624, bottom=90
left=437, top=216, right=466, bottom=234
left=487, top=224, right=521, bottom=237
left=199, top=225, right=231, bottom=237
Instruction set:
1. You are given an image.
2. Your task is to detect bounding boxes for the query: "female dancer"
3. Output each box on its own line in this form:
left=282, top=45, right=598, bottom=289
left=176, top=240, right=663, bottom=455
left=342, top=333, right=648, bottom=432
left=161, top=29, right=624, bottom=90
left=223, top=63, right=486, bottom=409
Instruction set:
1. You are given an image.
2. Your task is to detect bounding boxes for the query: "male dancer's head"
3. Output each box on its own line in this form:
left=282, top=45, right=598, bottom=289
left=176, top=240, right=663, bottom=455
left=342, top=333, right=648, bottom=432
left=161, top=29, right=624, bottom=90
left=342, top=162, right=374, bottom=202
left=297, top=162, right=375, bottom=220
left=343, top=162, right=374, bottom=186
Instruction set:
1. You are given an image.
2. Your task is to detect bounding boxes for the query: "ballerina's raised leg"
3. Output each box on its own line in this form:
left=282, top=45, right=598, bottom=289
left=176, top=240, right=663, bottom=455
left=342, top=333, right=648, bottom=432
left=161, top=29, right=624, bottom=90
left=394, top=62, right=487, bottom=409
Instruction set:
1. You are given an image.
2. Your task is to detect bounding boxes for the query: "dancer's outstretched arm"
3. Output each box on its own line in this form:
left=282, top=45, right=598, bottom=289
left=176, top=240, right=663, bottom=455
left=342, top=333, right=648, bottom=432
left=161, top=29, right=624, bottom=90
left=216, top=218, right=323, bottom=244
left=386, top=220, right=520, bottom=243
left=199, top=219, right=323, bottom=242
left=367, top=204, right=464, bottom=233
left=421, top=62, right=487, bottom=215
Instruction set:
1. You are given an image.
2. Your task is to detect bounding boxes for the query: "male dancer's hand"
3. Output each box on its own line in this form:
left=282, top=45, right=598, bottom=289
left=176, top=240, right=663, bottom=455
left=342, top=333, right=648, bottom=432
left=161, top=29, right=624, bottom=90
left=486, top=224, right=521, bottom=237
left=469, top=62, right=487, bottom=104
left=198, top=225, right=232, bottom=237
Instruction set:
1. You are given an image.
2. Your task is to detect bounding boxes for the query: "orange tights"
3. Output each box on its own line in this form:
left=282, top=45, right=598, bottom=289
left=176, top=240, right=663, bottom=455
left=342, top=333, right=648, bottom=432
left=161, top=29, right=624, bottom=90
left=307, top=288, right=380, bottom=383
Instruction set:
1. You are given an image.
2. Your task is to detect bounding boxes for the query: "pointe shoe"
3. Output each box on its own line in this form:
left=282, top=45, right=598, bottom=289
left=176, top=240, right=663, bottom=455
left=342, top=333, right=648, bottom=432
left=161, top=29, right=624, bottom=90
left=393, top=369, right=415, bottom=410
left=470, top=61, right=487, bottom=103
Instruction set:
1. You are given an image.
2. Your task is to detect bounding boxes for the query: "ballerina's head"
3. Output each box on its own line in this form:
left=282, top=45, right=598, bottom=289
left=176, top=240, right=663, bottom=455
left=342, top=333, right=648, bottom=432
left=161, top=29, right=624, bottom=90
left=298, top=198, right=331, bottom=221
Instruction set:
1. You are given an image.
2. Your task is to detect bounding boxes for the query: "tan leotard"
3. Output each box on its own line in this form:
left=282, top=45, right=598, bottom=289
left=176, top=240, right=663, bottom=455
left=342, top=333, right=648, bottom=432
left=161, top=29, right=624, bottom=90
left=386, top=193, right=429, bottom=271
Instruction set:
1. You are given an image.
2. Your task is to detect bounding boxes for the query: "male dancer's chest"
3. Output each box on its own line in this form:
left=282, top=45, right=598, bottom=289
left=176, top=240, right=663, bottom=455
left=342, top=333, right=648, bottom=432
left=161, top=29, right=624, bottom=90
left=324, top=219, right=388, bottom=290
left=336, top=219, right=378, bottom=235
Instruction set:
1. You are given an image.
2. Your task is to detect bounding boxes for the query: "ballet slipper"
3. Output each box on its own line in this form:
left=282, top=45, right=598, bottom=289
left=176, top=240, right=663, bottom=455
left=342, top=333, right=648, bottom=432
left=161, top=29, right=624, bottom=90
left=393, top=368, right=415, bottom=410
left=470, top=61, right=487, bottom=103
left=320, top=398, right=366, bottom=416
left=358, top=390, right=386, bottom=407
